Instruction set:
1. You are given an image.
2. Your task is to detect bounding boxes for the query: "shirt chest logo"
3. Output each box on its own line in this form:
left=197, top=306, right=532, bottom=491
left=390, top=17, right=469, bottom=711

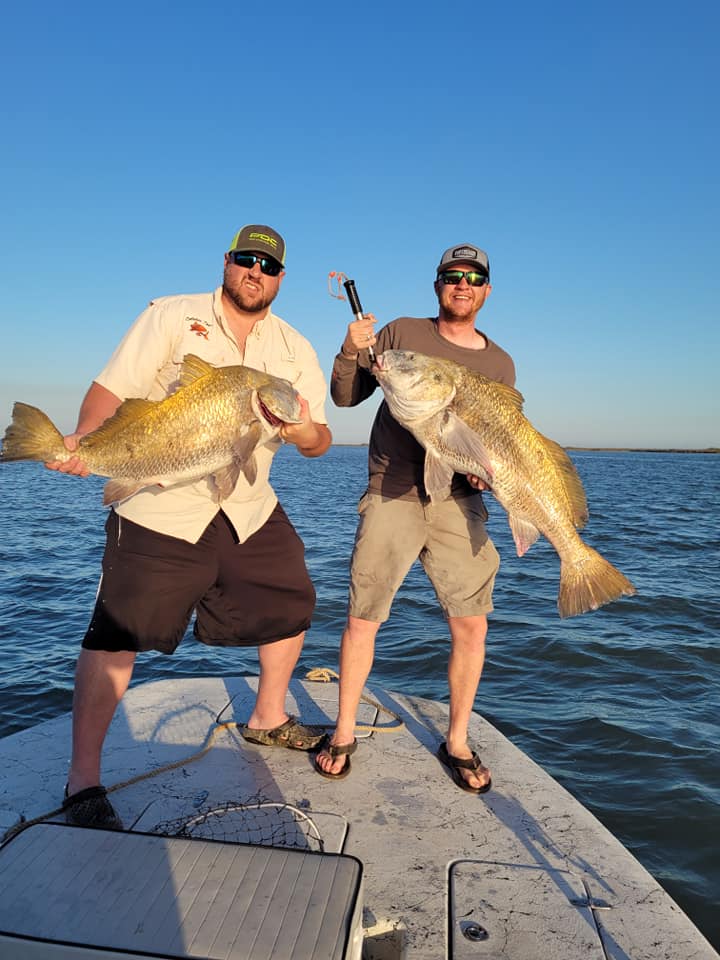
left=186, top=316, right=211, bottom=340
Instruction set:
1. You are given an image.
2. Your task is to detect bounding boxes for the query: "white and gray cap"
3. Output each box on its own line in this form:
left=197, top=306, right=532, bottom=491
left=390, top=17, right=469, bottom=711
left=436, top=243, right=489, bottom=277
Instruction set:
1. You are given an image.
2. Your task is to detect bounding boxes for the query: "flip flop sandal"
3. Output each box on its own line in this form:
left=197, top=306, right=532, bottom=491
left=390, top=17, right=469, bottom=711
left=314, top=738, right=358, bottom=780
left=62, top=785, right=124, bottom=829
left=240, top=715, right=326, bottom=751
left=437, top=742, right=492, bottom=795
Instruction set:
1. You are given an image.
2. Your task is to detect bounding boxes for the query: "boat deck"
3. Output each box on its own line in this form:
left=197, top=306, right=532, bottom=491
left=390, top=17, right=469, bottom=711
left=0, top=676, right=716, bottom=959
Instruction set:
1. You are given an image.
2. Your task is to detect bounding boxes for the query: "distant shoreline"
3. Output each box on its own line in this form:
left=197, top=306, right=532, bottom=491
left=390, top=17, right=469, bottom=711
left=567, top=447, right=719, bottom=454
left=331, top=444, right=719, bottom=454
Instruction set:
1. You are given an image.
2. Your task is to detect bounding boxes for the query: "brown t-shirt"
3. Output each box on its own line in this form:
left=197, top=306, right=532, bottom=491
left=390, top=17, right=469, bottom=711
left=331, top=316, right=516, bottom=501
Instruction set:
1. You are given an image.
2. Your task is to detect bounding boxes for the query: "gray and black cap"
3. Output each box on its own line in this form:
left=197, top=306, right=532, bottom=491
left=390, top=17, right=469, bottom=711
left=437, top=243, right=489, bottom=278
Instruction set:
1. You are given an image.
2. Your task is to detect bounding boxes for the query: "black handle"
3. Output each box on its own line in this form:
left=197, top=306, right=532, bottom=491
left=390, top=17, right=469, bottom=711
left=343, top=279, right=364, bottom=318
left=341, top=278, right=375, bottom=359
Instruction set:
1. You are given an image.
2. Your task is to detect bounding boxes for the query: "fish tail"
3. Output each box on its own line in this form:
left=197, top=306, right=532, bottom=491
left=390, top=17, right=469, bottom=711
left=558, top=546, right=636, bottom=618
left=0, top=402, right=65, bottom=462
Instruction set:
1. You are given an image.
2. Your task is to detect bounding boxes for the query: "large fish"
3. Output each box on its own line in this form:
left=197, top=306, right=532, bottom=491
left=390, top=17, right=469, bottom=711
left=0, top=354, right=303, bottom=506
left=373, top=349, right=636, bottom=618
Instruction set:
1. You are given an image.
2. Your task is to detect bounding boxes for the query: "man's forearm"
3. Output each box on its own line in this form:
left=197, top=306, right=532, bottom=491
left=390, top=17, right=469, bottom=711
left=294, top=423, right=332, bottom=458
left=330, top=354, right=377, bottom=407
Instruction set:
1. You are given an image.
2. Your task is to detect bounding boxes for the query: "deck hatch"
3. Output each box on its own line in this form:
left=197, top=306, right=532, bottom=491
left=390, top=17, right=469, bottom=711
left=450, top=860, right=606, bottom=959
left=0, top=822, right=363, bottom=959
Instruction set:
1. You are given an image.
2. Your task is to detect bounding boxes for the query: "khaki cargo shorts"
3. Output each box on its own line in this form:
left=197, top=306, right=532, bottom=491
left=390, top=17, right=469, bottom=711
left=349, top=492, right=500, bottom=622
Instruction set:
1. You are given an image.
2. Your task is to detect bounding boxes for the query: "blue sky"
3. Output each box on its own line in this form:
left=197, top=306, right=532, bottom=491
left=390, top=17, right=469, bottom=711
left=1, top=1, right=717, bottom=448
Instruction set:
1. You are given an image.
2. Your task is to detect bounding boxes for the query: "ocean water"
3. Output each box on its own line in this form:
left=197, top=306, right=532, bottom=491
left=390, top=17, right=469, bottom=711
left=0, top=446, right=718, bottom=949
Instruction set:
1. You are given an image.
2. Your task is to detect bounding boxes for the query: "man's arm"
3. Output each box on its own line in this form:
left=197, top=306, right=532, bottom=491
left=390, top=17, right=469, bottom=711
left=331, top=312, right=381, bottom=408
left=45, top=381, right=123, bottom=476
left=75, top=382, right=123, bottom=435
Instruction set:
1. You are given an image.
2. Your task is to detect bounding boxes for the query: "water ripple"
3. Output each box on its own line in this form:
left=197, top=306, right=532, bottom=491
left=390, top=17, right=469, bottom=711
left=0, top=449, right=718, bottom=947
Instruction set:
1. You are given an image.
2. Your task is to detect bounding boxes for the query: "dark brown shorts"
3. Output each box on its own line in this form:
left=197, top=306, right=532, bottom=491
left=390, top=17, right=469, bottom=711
left=82, top=506, right=315, bottom=654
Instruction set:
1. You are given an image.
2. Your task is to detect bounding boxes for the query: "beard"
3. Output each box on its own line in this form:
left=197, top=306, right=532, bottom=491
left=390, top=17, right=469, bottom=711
left=222, top=265, right=278, bottom=314
left=437, top=285, right=486, bottom=324
left=440, top=300, right=477, bottom=323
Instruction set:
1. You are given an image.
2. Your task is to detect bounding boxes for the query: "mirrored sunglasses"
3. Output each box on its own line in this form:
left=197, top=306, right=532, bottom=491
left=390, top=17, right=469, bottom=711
left=230, top=252, right=283, bottom=276
left=438, top=270, right=488, bottom=287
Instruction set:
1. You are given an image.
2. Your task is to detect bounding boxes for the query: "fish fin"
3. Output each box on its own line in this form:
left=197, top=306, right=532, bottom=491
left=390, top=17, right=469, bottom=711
left=558, top=545, right=636, bottom=618
left=241, top=455, right=258, bottom=486
left=438, top=411, right=495, bottom=481
left=424, top=450, right=455, bottom=503
left=210, top=422, right=264, bottom=501
left=539, top=434, right=589, bottom=528
left=508, top=514, right=541, bottom=556
left=211, top=463, right=242, bottom=502
left=88, top=399, right=158, bottom=444
left=178, top=354, right=216, bottom=389
left=0, top=402, right=64, bottom=462
left=102, top=479, right=146, bottom=506
left=235, top=420, right=263, bottom=460
left=235, top=421, right=264, bottom=486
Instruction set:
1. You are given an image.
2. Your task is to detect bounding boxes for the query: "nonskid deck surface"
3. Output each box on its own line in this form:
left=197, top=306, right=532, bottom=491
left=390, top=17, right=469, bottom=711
left=0, top=676, right=716, bottom=959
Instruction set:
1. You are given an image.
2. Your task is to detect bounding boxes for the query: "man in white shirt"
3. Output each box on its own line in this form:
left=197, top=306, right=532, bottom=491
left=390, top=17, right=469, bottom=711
left=48, top=224, right=332, bottom=828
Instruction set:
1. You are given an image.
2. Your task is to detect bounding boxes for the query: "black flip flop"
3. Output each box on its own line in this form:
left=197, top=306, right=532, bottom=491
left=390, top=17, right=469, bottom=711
left=437, top=742, right=492, bottom=795
left=313, top=738, right=358, bottom=780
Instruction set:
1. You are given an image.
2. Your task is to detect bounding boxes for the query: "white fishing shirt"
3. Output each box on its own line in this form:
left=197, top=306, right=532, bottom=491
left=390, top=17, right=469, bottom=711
left=95, top=287, right=328, bottom=544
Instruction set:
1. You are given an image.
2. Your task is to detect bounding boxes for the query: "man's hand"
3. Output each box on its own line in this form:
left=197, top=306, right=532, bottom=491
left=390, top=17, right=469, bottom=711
left=45, top=434, right=91, bottom=477
left=279, top=397, right=332, bottom=458
left=341, top=312, right=377, bottom=357
left=466, top=474, right=489, bottom=491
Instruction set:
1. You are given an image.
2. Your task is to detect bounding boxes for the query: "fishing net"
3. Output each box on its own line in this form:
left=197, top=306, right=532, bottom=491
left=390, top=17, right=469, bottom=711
left=151, top=796, right=325, bottom=852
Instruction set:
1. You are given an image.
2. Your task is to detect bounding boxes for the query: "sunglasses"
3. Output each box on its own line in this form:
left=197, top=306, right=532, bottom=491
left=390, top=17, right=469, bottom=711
left=438, top=270, right=489, bottom=287
left=230, top=252, right=283, bottom=276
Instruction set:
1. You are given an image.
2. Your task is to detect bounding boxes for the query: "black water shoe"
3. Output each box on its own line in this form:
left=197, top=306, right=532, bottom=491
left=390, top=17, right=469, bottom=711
left=62, top=785, right=123, bottom=830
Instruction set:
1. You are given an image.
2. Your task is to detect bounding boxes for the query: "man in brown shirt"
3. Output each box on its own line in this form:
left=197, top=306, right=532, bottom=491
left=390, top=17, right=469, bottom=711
left=315, top=243, right=515, bottom=793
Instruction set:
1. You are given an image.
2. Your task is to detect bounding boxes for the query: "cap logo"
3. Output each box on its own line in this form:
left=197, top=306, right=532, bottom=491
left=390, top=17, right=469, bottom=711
left=452, top=246, right=478, bottom=260
left=248, top=231, right=278, bottom=250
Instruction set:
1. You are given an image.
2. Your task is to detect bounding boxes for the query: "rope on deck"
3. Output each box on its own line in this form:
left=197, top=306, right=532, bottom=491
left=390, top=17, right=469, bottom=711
left=305, top=667, right=405, bottom=733
left=1, top=668, right=404, bottom=846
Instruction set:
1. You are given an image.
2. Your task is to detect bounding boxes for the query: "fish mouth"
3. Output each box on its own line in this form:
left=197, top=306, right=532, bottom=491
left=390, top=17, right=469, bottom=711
left=257, top=398, right=282, bottom=426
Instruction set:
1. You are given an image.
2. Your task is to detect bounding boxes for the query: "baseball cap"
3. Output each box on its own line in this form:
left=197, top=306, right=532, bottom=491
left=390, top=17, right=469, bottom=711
left=436, top=243, right=489, bottom=278
left=228, top=224, right=286, bottom=266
